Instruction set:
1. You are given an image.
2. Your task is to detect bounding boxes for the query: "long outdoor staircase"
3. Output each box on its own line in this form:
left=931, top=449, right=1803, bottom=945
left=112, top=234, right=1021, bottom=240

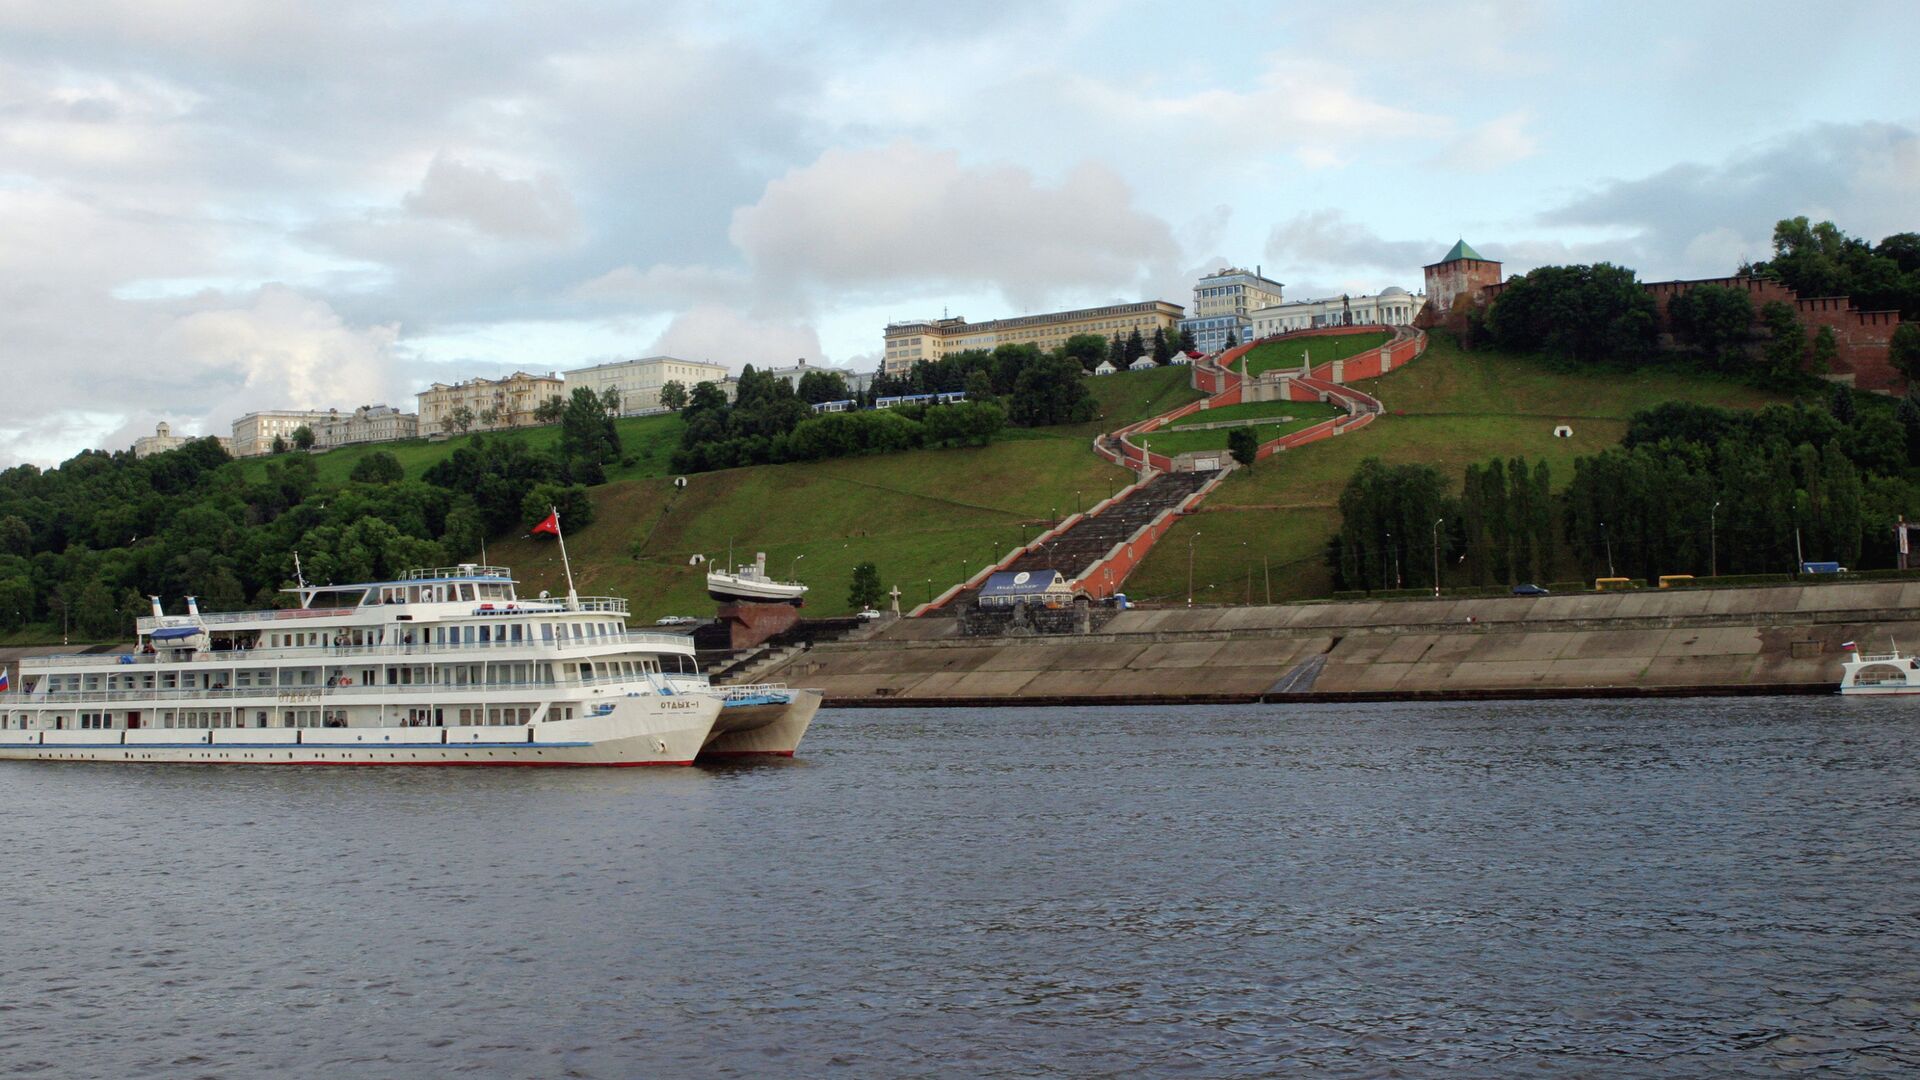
left=944, top=469, right=1217, bottom=608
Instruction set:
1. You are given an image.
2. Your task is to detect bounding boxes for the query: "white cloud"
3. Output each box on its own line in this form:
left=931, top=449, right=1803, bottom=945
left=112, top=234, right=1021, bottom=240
left=1265, top=210, right=1443, bottom=278
left=647, top=306, right=823, bottom=371
left=1430, top=112, right=1537, bottom=173
left=728, top=141, right=1179, bottom=309
left=401, top=152, right=578, bottom=241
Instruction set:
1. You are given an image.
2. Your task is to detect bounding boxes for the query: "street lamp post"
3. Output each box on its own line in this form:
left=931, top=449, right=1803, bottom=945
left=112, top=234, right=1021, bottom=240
left=1710, top=500, right=1720, bottom=579
left=1601, top=521, right=1615, bottom=578
left=788, top=553, right=806, bottom=581
left=1187, top=532, right=1203, bottom=607
left=1432, top=517, right=1445, bottom=598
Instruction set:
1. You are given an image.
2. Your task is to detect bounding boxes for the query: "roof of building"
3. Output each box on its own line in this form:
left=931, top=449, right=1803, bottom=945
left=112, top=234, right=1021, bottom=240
left=1439, top=239, right=1486, bottom=263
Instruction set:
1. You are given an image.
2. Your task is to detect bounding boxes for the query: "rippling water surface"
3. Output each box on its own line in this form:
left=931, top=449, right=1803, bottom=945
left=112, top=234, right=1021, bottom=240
left=4, top=697, right=1919, bottom=1077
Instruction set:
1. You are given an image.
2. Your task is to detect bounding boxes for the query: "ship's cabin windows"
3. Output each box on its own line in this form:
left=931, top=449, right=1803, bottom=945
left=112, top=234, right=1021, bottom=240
left=541, top=623, right=554, bottom=643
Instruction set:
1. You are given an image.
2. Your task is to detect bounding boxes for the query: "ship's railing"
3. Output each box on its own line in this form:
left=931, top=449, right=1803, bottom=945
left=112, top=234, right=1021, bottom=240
left=136, top=607, right=357, bottom=634
left=25, top=631, right=696, bottom=670
left=719, top=683, right=790, bottom=701
left=572, top=597, right=630, bottom=615
left=0, top=674, right=676, bottom=707
left=404, top=565, right=514, bottom=580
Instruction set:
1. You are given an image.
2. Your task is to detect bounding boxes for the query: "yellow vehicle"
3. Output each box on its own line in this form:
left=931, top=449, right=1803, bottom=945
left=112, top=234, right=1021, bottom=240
left=1658, top=574, right=1695, bottom=589
left=1594, top=577, right=1637, bottom=591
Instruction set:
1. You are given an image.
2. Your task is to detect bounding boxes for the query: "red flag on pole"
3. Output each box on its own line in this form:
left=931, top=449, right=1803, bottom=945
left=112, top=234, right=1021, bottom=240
left=530, top=511, right=560, bottom=536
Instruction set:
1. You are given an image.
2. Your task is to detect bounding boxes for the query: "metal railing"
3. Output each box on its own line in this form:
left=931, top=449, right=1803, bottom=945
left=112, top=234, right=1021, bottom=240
left=24, top=631, right=696, bottom=671
left=719, top=683, right=791, bottom=701
left=404, top=565, right=514, bottom=580
left=137, top=607, right=357, bottom=634
left=0, top=674, right=671, bottom=707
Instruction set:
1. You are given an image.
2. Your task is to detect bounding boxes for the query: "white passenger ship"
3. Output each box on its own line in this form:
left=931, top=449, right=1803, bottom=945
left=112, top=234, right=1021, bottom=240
left=0, top=564, right=819, bottom=766
left=1837, top=642, right=1920, bottom=695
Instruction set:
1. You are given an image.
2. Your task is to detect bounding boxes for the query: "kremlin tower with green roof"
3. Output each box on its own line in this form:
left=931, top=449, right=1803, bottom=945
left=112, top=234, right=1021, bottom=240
left=1423, top=238, right=1503, bottom=319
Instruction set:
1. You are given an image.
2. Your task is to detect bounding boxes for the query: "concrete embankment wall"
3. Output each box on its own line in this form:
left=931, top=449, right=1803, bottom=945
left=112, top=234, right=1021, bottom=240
left=760, top=582, right=1920, bottom=705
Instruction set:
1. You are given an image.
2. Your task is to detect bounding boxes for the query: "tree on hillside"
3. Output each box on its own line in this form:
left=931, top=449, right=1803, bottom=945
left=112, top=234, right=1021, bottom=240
left=1008, top=354, right=1096, bottom=427
left=1225, top=330, right=1238, bottom=348
left=350, top=451, right=404, bottom=484
left=848, top=562, right=882, bottom=610
left=1057, top=333, right=1108, bottom=372
left=1753, top=218, right=1920, bottom=319
left=658, top=380, right=688, bottom=411
left=1107, top=333, right=1126, bottom=368
left=271, top=435, right=289, bottom=454
left=1151, top=327, right=1172, bottom=365
left=1810, top=325, right=1839, bottom=374
left=291, top=425, right=315, bottom=450
left=533, top=395, right=567, bottom=424
left=1177, top=326, right=1197, bottom=353
left=521, top=483, right=594, bottom=532
left=1123, top=328, right=1146, bottom=365
left=1333, top=458, right=1452, bottom=592
left=1227, top=427, right=1258, bottom=468
left=477, top=407, right=500, bottom=429
left=76, top=579, right=117, bottom=638
left=796, top=369, right=851, bottom=404
left=1890, top=323, right=1920, bottom=385
left=1759, top=301, right=1805, bottom=383
left=445, top=406, right=475, bottom=435
left=599, top=388, right=622, bottom=420
left=559, top=386, right=621, bottom=465
left=1483, top=262, right=1658, bottom=362
left=1666, top=283, right=1753, bottom=369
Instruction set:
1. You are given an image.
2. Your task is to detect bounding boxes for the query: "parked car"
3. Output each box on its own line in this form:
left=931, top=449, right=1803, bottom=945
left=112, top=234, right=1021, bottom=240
left=856, top=608, right=884, bottom=621
left=654, top=615, right=698, bottom=626
left=1511, top=584, right=1549, bottom=596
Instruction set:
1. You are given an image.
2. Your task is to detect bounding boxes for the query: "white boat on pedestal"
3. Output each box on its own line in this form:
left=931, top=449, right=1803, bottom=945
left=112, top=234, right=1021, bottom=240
left=0, top=563, right=819, bottom=766
left=1837, top=642, right=1920, bottom=695
left=707, top=551, right=809, bottom=606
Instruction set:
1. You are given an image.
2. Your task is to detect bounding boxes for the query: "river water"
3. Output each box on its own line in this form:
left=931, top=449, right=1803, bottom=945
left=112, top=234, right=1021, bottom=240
left=3, top=698, right=1917, bottom=1077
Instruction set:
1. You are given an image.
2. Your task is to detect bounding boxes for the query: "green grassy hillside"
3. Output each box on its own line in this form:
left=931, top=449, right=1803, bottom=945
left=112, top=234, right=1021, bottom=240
left=1244, top=330, right=1390, bottom=377
left=1119, top=336, right=1789, bottom=603
left=481, top=368, right=1191, bottom=619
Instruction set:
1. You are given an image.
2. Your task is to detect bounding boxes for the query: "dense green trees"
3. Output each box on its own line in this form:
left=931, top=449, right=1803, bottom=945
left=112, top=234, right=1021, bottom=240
left=1891, top=323, right=1920, bottom=384
left=1331, top=459, right=1451, bottom=591
left=795, top=369, right=851, bottom=404
left=1460, top=457, right=1552, bottom=585
left=1666, top=283, right=1754, bottom=368
left=658, top=380, right=688, bottom=411
left=1483, top=262, right=1659, bottom=362
left=350, top=451, right=404, bottom=484
left=1751, top=217, right=1920, bottom=319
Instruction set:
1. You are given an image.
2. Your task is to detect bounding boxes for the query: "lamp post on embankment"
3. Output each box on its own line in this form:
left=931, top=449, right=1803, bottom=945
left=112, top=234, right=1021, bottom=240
left=1187, top=531, right=1203, bottom=607
left=1432, top=517, right=1444, bottom=598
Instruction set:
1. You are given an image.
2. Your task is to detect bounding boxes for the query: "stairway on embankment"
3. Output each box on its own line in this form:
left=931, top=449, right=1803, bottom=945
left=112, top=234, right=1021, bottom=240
left=941, top=469, right=1217, bottom=609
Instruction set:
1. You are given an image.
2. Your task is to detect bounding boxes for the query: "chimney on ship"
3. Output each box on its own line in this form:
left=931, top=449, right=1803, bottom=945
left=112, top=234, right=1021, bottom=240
left=149, top=595, right=163, bottom=618
left=185, top=595, right=200, bottom=616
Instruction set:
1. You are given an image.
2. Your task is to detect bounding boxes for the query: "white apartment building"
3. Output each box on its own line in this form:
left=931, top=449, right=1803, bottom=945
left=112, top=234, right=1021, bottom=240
left=313, top=404, right=420, bottom=450
left=231, top=410, right=335, bottom=457
left=561, top=356, right=730, bottom=415
left=1249, top=286, right=1426, bottom=339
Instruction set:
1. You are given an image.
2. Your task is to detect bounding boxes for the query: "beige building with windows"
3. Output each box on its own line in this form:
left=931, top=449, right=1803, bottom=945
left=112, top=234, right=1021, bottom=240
left=882, top=300, right=1185, bottom=375
left=231, top=410, right=335, bottom=457
left=560, top=356, right=729, bottom=415
left=416, top=371, right=564, bottom=437
left=313, top=404, right=420, bottom=450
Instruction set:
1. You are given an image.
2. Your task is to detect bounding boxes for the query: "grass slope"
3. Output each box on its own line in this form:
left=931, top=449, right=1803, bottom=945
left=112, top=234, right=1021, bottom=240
left=485, top=367, right=1190, bottom=620
left=1244, top=331, right=1391, bottom=377
left=1120, top=336, right=1790, bottom=603
left=1143, top=403, right=1345, bottom=455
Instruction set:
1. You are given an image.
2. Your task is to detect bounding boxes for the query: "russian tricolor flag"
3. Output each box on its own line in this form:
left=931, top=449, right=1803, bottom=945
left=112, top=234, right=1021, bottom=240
left=0, top=670, right=10, bottom=692
left=1841, top=641, right=1857, bottom=650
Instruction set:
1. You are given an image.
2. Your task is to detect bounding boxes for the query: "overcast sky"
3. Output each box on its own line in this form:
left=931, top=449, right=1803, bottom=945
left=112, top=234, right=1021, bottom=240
left=4, top=0, right=1918, bottom=465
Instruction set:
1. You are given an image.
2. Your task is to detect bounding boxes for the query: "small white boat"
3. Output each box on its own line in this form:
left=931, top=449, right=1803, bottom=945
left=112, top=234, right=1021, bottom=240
left=1836, top=642, right=1920, bottom=694
left=707, top=552, right=809, bottom=606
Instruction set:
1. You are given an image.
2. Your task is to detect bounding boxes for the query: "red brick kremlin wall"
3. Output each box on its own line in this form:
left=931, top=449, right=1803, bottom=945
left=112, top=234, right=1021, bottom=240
left=1474, top=274, right=1907, bottom=392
